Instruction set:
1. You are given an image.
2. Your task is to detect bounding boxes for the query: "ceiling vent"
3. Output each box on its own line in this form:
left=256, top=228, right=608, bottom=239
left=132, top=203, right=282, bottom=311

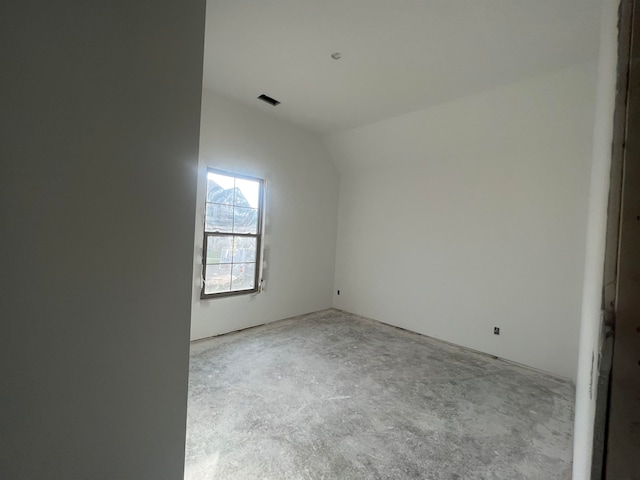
left=257, top=94, right=280, bottom=106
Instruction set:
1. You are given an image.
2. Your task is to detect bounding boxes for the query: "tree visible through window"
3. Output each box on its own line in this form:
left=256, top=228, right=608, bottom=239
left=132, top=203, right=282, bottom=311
left=201, top=169, right=263, bottom=298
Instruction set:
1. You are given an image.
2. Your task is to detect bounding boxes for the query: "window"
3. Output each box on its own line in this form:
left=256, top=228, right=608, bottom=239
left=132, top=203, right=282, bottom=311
left=201, top=169, right=264, bottom=298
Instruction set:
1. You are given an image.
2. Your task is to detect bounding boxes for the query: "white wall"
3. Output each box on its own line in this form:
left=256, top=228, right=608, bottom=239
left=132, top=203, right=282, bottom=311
left=190, top=89, right=339, bottom=340
left=328, top=63, right=598, bottom=380
left=573, top=0, right=620, bottom=477
left=0, top=1, right=205, bottom=478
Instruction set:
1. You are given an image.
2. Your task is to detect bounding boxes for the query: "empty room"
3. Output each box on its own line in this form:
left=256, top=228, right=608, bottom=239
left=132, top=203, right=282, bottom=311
left=2, top=0, right=630, bottom=479
left=185, top=1, right=610, bottom=479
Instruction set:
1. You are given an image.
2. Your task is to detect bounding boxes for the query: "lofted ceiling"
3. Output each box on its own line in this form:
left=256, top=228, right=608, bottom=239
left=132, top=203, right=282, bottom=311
left=203, top=0, right=602, bottom=135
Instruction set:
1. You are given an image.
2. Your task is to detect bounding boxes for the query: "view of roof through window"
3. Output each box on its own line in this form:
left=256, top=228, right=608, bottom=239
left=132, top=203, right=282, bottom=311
left=207, top=172, right=259, bottom=209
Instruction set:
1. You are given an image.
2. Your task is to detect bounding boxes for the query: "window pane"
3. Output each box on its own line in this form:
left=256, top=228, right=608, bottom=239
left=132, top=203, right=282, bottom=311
left=202, top=170, right=263, bottom=298
left=235, top=178, right=260, bottom=208
left=233, top=207, right=258, bottom=234
left=231, top=263, right=256, bottom=291
left=205, top=203, right=233, bottom=232
left=206, top=173, right=235, bottom=204
left=233, top=236, right=257, bottom=263
left=206, top=236, right=233, bottom=264
left=204, top=264, right=231, bottom=294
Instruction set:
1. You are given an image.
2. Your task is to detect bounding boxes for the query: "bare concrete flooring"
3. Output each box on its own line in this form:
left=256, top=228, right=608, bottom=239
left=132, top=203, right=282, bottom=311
left=185, top=310, right=574, bottom=479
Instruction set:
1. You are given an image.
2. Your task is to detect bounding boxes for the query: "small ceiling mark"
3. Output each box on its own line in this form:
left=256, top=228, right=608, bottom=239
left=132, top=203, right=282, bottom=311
left=331, top=52, right=342, bottom=60
left=258, top=94, right=280, bottom=106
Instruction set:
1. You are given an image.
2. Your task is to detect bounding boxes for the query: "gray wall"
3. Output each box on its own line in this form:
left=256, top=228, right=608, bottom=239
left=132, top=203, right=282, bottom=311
left=0, top=2, right=205, bottom=479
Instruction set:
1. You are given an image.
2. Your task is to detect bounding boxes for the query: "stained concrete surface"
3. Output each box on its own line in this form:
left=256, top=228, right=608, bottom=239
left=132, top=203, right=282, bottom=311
left=186, top=310, right=574, bottom=479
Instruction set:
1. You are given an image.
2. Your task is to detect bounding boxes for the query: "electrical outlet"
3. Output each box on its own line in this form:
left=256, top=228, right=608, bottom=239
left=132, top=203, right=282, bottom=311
left=337, top=289, right=340, bottom=295
left=494, top=327, right=500, bottom=335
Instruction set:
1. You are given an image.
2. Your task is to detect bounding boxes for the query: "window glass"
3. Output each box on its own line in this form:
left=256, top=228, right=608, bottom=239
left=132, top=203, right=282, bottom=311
left=202, top=169, right=263, bottom=298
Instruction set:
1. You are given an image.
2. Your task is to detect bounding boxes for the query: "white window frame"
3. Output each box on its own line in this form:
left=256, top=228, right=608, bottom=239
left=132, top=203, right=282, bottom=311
left=201, top=168, right=264, bottom=299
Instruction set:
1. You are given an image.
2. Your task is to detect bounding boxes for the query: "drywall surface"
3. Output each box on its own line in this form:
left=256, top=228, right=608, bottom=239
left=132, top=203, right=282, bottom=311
left=328, top=63, right=597, bottom=380
left=0, top=1, right=205, bottom=479
left=190, top=90, right=339, bottom=340
left=573, top=0, right=623, bottom=478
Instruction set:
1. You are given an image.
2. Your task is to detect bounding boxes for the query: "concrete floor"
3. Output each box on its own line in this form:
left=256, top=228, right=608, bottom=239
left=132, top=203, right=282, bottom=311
left=185, top=309, right=574, bottom=479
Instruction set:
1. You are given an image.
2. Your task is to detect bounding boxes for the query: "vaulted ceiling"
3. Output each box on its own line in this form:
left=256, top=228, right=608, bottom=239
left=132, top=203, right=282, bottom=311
left=203, top=0, right=602, bottom=135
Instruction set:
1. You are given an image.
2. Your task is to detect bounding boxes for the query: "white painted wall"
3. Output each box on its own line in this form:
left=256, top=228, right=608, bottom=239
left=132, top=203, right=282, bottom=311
left=0, top=1, right=205, bottom=478
left=328, top=63, right=598, bottom=380
left=190, top=89, right=339, bottom=340
left=573, top=0, right=620, bottom=477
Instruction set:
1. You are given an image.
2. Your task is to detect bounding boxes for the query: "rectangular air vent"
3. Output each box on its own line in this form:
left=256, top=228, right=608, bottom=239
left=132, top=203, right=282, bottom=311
left=258, top=94, right=280, bottom=106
